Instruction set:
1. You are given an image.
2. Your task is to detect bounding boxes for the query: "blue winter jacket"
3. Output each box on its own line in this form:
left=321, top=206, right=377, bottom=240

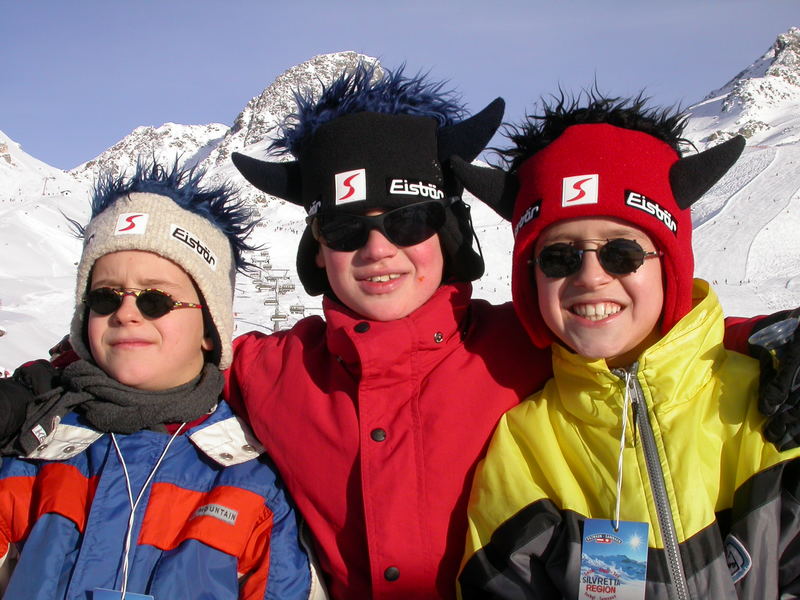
left=0, top=401, right=322, bottom=600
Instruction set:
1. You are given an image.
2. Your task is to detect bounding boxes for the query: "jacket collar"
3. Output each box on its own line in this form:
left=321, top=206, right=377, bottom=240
left=322, top=283, right=473, bottom=375
left=24, top=400, right=263, bottom=466
left=187, top=401, right=265, bottom=466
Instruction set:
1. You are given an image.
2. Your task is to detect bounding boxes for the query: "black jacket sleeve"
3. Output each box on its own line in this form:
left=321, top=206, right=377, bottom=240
left=0, top=378, right=34, bottom=450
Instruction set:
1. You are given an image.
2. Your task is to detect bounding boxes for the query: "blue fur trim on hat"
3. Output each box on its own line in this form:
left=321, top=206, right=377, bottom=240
left=78, top=160, right=257, bottom=271
left=272, top=62, right=466, bottom=157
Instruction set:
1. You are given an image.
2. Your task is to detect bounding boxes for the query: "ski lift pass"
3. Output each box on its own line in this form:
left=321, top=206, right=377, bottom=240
left=579, top=519, right=648, bottom=600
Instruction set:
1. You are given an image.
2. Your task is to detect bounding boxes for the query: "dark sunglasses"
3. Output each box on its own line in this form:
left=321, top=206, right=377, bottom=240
left=85, top=287, right=203, bottom=319
left=306, top=200, right=449, bottom=252
left=532, top=238, right=661, bottom=278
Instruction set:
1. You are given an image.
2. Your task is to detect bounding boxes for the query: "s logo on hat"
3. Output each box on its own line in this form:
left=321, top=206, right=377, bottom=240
left=335, top=169, right=366, bottom=205
left=562, top=174, right=599, bottom=207
left=115, top=213, right=149, bottom=235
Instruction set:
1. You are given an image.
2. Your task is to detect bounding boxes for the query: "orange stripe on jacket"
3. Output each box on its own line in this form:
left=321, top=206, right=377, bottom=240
left=0, top=463, right=97, bottom=553
left=139, top=482, right=272, bottom=557
left=0, top=475, right=35, bottom=551
left=35, top=464, right=98, bottom=532
left=237, top=512, right=274, bottom=600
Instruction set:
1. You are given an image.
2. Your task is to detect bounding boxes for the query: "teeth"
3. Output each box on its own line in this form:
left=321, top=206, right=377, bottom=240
left=572, top=302, right=621, bottom=321
left=366, top=273, right=401, bottom=283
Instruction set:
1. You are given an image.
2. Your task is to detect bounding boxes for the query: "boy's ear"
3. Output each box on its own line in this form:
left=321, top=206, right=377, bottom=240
left=199, top=303, right=221, bottom=365
left=315, top=247, right=326, bottom=270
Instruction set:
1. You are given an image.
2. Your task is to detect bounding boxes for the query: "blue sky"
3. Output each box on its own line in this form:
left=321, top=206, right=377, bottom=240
left=2, top=1, right=797, bottom=170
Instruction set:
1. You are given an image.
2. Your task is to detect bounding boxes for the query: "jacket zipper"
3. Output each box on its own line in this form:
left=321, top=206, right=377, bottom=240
left=617, top=364, right=690, bottom=600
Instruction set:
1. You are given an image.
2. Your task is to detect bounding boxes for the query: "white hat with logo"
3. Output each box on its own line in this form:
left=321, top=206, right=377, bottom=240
left=70, top=191, right=237, bottom=369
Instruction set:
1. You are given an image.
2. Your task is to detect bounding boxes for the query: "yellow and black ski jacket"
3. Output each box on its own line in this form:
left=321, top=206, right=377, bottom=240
left=460, top=281, right=800, bottom=599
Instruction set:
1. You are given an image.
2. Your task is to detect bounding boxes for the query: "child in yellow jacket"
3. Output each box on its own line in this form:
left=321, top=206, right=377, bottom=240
left=455, top=94, right=800, bottom=599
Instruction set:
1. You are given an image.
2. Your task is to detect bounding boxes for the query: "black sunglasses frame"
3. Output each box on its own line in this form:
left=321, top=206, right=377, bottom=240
left=531, top=238, right=662, bottom=279
left=84, top=287, right=203, bottom=319
left=306, top=199, right=453, bottom=252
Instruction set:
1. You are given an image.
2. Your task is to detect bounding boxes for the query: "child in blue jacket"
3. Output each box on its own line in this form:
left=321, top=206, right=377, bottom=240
left=0, top=162, right=325, bottom=600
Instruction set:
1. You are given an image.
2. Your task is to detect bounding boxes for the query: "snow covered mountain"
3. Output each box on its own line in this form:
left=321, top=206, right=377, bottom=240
left=202, top=51, right=380, bottom=173
left=684, top=26, right=800, bottom=147
left=2, top=38, right=800, bottom=372
left=0, top=130, right=83, bottom=202
left=70, top=122, right=230, bottom=185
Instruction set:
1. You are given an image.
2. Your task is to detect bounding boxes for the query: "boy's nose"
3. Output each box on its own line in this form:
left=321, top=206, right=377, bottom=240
left=359, top=228, right=398, bottom=261
left=112, top=294, right=144, bottom=323
left=572, top=251, right=613, bottom=288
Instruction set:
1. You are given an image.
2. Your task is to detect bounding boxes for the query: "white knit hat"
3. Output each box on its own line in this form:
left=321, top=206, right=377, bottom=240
left=70, top=191, right=238, bottom=369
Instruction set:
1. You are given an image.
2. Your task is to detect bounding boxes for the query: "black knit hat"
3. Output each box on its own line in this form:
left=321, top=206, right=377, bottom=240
left=231, top=65, right=504, bottom=296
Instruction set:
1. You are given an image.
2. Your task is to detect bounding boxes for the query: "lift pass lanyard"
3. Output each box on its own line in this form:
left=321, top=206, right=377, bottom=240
left=93, top=590, right=154, bottom=599
left=578, top=518, right=648, bottom=600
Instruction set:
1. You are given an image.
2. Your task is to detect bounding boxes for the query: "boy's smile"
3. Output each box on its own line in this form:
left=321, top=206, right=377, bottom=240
left=534, top=217, right=664, bottom=367
left=570, top=302, right=622, bottom=321
left=316, top=210, right=444, bottom=321
left=87, top=250, right=213, bottom=390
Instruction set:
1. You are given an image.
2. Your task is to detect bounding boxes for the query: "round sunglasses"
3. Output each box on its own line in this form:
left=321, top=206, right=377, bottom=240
left=532, top=238, right=662, bottom=279
left=84, top=287, right=203, bottom=319
left=307, top=200, right=449, bottom=252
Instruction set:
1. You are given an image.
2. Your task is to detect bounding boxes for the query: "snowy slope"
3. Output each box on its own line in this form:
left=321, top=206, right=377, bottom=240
left=0, top=130, right=81, bottom=202
left=2, top=37, right=800, bottom=372
left=688, top=26, right=800, bottom=316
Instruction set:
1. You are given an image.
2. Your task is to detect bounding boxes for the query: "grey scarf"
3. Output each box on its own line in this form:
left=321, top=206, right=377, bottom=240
left=15, top=360, right=222, bottom=454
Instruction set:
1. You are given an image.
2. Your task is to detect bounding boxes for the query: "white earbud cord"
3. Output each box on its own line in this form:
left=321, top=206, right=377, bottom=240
left=614, top=371, right=632, bottom=532
left=111, top=423, right=186, bottom=599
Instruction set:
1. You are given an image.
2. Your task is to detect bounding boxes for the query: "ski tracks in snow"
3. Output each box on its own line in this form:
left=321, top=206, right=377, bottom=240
left=693, top=145, right=800, bottom=313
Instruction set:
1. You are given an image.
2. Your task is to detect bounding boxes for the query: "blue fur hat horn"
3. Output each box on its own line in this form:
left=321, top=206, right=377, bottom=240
left=271, top=62, right=466, bottom=158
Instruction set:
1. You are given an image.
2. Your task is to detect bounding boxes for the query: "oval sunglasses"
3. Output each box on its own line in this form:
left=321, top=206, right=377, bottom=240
left=84, top=288, right=203, bottom=319
left=531, top=238, right=662, bottom=278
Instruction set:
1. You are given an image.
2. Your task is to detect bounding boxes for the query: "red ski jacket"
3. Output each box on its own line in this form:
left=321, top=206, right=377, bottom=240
left=226, top=283, right=550, bottom=599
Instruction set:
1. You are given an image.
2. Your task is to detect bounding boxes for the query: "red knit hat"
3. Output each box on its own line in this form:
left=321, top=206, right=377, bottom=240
left=511, top=123, right=693, bottom=348
left=449, top=107, right=744, bottom=351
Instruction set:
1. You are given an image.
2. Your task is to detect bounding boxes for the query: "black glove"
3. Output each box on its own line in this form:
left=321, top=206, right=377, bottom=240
left=749, top=310, right=800, bottom=450
left=761, top=335, right=800, bottom=451
left=12, top=359, right=60, bottom=397
left=0, top=360, right=61, bottom=454
left=0, top=380, right=31, bottom=446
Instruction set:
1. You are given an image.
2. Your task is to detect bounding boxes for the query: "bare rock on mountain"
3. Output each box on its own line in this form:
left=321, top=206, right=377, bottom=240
left=686, top=27, right=800, bottom=147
